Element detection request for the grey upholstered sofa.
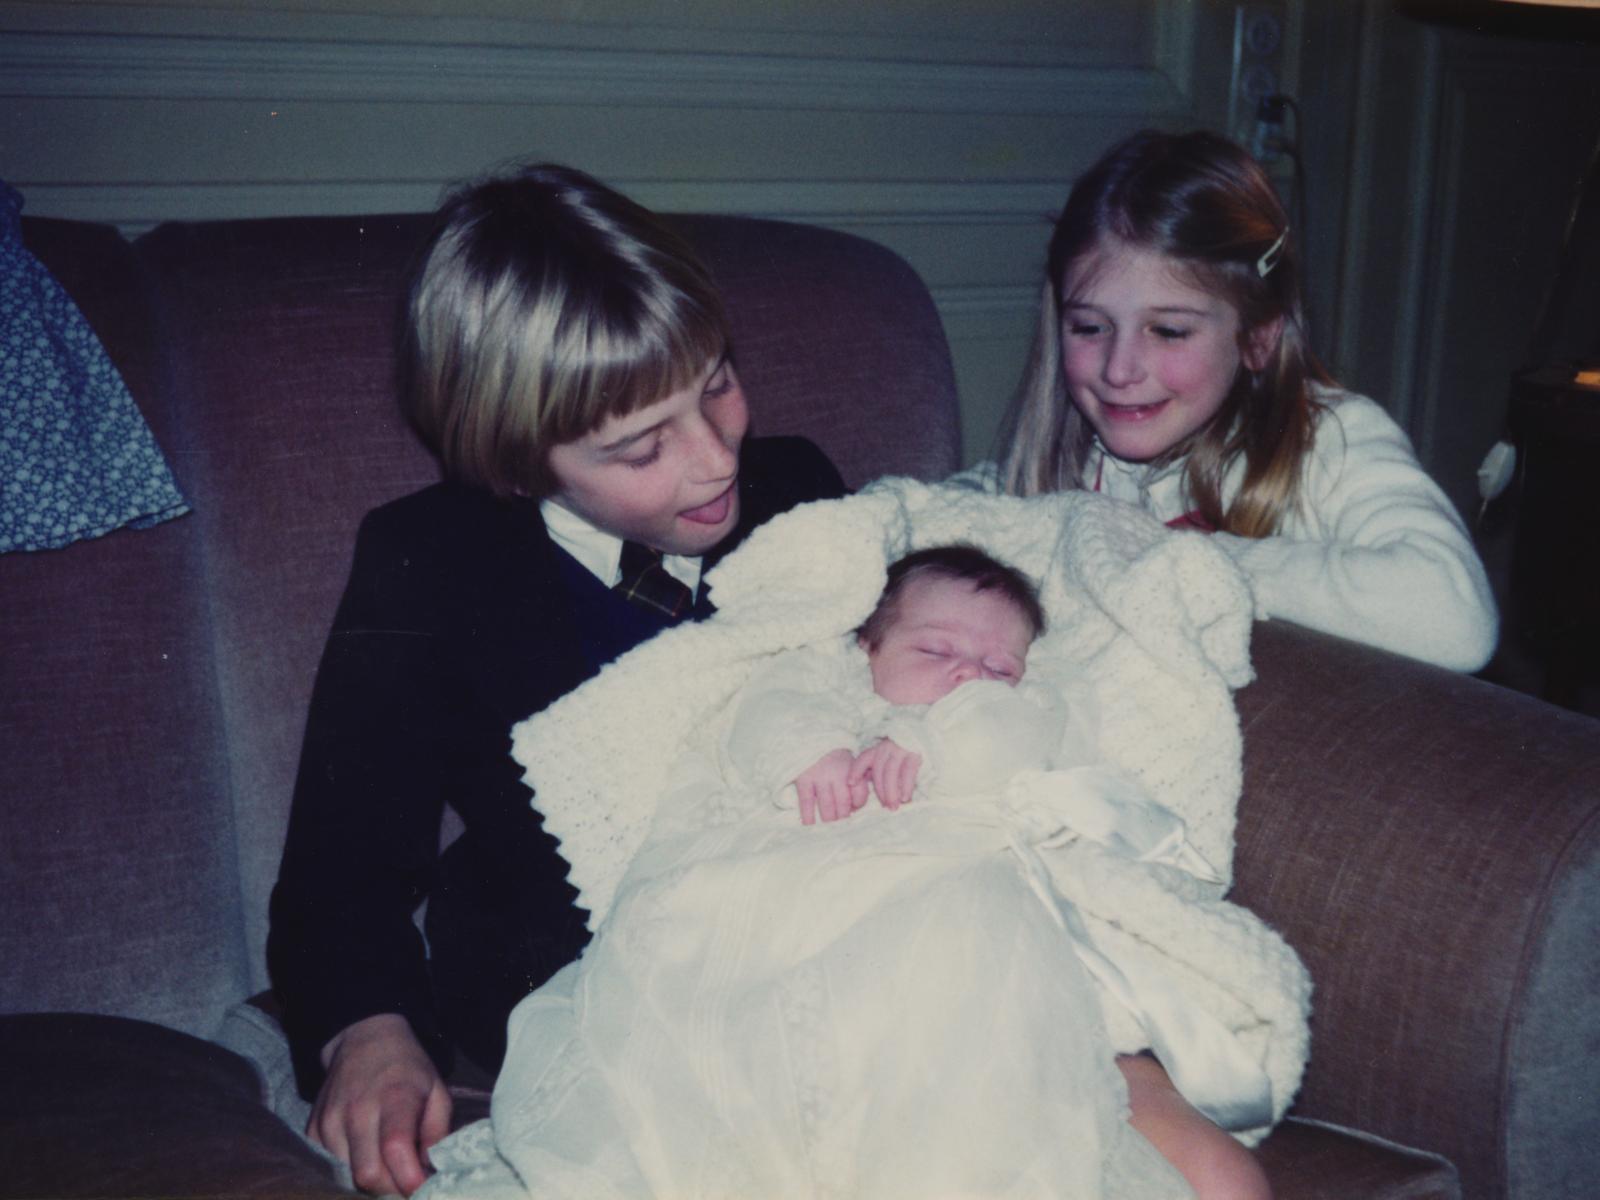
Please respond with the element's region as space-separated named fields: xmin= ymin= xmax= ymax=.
xmin=3 ymin=208 xmax=1596 ymax=1200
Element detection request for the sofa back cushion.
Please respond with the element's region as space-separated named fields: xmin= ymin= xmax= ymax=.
xmin=3 ymin=219 xmax=250 ymax=1036
xmin=135 ymin=215 xmax=441 ymax=1002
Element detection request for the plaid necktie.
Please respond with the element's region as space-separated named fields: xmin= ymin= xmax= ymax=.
xmin=614 ymin=540 xmax=695 ymax=619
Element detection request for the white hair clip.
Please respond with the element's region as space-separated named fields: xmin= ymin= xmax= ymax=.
xmin=1256 ymin=227 xmax=1288 ymax=278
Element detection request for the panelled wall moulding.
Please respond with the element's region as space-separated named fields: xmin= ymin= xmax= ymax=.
xmin=14 ymin=179 xmax=1075 ymax=235
xmin=1 ymin=14 xmax=1190 ymax=116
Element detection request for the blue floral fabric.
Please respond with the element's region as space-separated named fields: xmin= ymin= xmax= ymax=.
xmin=1 ymin=182 xmax=189 ymax=553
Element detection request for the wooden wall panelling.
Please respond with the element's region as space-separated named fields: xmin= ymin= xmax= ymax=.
xmin=1 ymin=0 xmax=1222 ymax=464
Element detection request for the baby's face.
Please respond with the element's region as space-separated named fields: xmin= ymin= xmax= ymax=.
xmin=864 ymin=575 xmax=1034 ymax=707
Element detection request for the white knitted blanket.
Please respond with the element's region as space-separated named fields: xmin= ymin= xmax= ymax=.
xmin=511 ymin=476 xmax=1310 ymax=1138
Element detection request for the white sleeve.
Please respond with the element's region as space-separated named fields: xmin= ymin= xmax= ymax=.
xmin=722 ymin=645 xmax=868 ymax=804
xmin=1212 ymin=393 xmax=1498 ymax=672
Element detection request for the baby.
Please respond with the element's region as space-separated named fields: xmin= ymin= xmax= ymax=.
xmin=727 ymin=544 xmax=1212 ymax=876
xmin=418 ymin=545 xmax=1261 ymax=1200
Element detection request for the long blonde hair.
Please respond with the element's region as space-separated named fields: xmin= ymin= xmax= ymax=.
xmin=400 ymin=163 xmax=728 ymax=498
xmin=996 ymin=130 xmax=1330 ymax=537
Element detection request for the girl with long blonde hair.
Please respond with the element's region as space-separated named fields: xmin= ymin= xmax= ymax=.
xmin=991 ymin=126 xmax=1498 ymax=1200
xmin=996 ymin=129 xmax=1495 ymax=673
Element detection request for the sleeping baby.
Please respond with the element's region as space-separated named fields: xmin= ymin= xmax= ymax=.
xmin=729 ymin=542 xmax=1219 ymax=885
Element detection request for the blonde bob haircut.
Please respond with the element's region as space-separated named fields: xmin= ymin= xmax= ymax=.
xmin=400 ymin=163 xmax=730 ymax=498
xmin=996 ymin=130 xmax=1331 ymax=538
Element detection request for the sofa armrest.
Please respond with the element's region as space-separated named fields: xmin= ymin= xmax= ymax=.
xmin=1232 ymin=621 xmax=1600 ymax=1200
xmin=0 ymin=1013 xmax=348 ymax=1199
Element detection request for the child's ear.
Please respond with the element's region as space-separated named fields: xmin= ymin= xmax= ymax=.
xmin=1242 ymin=317 xmax=1284 ymax=371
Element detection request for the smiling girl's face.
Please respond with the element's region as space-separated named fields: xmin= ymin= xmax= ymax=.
xmin=544 ymin=355 xmax=749 ymax=556
xmin=1059 ymin=239 xmax=1274 ymax=464
xmin=863 ymin=574 xmax=1034 ymax=707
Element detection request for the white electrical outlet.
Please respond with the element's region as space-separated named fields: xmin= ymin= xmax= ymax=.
xmin=1230 ymin=3 xmax=1288 ymax=148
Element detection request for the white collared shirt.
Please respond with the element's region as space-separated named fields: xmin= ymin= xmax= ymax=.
xmin=539 ymin=498 xmax=703 ymax=594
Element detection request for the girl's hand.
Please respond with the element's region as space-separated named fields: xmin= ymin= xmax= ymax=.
xmin=310 ymin=1013 xmax=452 ymax=1196
xmin=850 ymin=738 xmax=922 ymax=811
xmin=793 ymin=748 xmax=869 ymax=824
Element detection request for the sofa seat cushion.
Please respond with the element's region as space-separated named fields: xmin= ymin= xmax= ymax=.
xmin=0 ymin=1013 xmax=347 ymax=1199
xmin=1258 ymin=1116 xmax=1461 ymax=1199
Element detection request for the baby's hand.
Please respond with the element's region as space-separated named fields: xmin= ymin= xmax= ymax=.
xmin=850 ymin=738 xmax=922 ymax=812
xmin=793 ymin=749 xmax=869 ymax=825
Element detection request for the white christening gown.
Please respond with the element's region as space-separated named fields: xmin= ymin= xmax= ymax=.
xmin=419 ymin=679 xmax=1207 ymax=1199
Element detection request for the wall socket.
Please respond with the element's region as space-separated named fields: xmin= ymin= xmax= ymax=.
xmin=1229 ymin=2 xmax=1288 ymax=155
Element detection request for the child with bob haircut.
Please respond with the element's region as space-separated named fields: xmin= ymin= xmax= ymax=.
xmin=994 ymin=128 xmax=1497 ymax=677
xmin=267 ymin=163 xmax=844 ymax=1196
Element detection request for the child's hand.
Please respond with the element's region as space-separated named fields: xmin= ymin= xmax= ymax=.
xmin=310 ymin=1013 xmax=452 ymax=1196
xmin=850 ymin=738 xmax=922 ymax=811
xmin=793 ymin=748 xmax=869 ymax=825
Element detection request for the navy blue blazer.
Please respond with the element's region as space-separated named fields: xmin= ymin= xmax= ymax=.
xmin=268 ymin=436 xmax=845 ymax=1095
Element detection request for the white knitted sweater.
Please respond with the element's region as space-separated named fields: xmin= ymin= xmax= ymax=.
xmin=1091 ymin=388 xmax=1498 ymax=671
